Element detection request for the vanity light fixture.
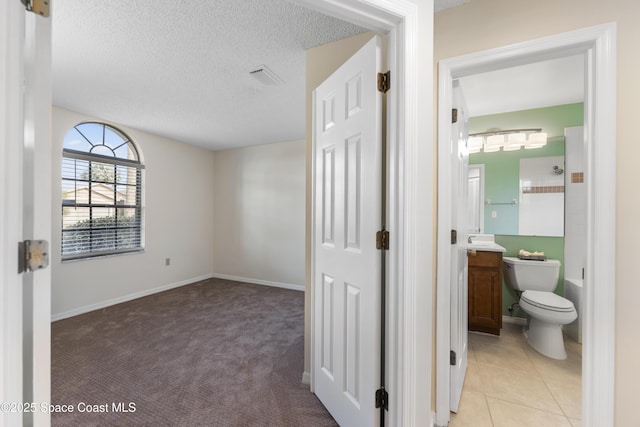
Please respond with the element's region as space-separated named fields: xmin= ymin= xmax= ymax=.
xmin=467 ymin=128 xmax=547 ymax=153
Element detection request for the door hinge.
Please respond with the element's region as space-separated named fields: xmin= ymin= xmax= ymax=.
xmin=377 ymin=71 xmax=390 ymax=94
xmin=376 ymin=229 xmax=389 ymax=250
xmin=21 ymin=0 xmax=50 ymax=17
xmin=18 ymin=240 xmax=49 ymax=274
xmin=375 ymin=388 xmax=389 ymax=410
xmin=452 ymin=108 xmax=458 ymax=124
xmin=450 ymin=350 xmax=457 ymax=366
xmin=451 ymin=229 xmax=457 ymax=245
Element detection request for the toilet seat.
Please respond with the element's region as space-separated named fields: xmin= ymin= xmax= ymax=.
xmin=521 ymin=290 xmax=575 ymax=312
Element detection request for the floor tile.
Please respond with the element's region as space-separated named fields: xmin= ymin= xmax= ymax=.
xmin=449 ymin=389 xmax=493 ymax=427
xmin=546 ymin=378 xmax=582 ymax=419
xmin=465 ymin=359 xmax=563 ymax=414
xmin=524 ymin=344 xmax=582 ymax=387
xmin=569 ymin=418 xmax=582 ymax=427
xmin=474 ymin=341 xmax=535 ymax=372
xmin=487 ymin=398 xmax=573 ymax=427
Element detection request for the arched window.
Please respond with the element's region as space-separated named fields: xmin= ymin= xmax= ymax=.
xmin=61 ymin=122 xmax=144 ymax=260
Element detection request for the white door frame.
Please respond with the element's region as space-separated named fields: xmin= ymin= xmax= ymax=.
xmin=435 ymin=23 xmax=616 ymax=426
xmin=0 ymin=1 xmax=51 ymax=425
xmin=1 ymin=2 xmax=27 ymax=425
xmin=24 ymin=9 xmax=53 ymax=426
xmin=1 ymin=3 xmax=53 ymax=425
xmin=296 ymin=0 xmax=434 ymax=425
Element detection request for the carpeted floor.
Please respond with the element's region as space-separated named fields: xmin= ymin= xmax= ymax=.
xmin=51 ymin=278 xmax=337 ymax=427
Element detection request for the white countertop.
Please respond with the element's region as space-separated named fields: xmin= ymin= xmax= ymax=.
xmin=466 ymin=242 xmax=506 ymax=253
xmin=467 ymin=233 xmax=506 ymax=253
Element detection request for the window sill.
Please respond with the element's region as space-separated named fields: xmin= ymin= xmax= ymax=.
xmin=61 ymin=248 xmax=145 ymax=263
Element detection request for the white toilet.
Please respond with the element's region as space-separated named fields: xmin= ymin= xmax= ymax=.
xmin=503 ymin=257 xmax=577 ymax=360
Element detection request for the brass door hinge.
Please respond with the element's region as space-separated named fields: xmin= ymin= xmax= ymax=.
xmin=21 ymin=0 xmax=50 ymax=17
xmin=376 ymin=229 xmax=389 ymax=250
xmin=377 ymin=71 xmax=390 ymax=94
xmin=18 ymin=240 xmax=49 ymax=273
xmin=375 ymin=387 xmax=388 ymax=410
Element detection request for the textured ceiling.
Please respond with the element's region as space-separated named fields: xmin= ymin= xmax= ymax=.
xmin=52 ymin=0 xmax=369 ymax=150
xmin=53 ymin=0 xmax=470 ymax=151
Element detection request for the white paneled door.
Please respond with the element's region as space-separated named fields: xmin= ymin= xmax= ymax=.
xmin=449 ymin=82 xmax=469 ymax=413
xmin=313 ymin=36 xmax=383 ymax=427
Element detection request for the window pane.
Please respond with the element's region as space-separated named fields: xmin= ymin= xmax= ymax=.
xmin=62 ymin=206 xmax=90 ymax=229
xmin=62 ymin=228 xmax=92 ymax=255
xmin=89 ymin=161 xmax=117 ymax=183
xmin=91 ymin=228 xmax=116 ymax=251
xmin=62 ymin=158 xmax=90 ymax=180
xmin=90 ymin=145 xmax=115 ymax=157
xmin=75 ymin=123 xmax=104 ymax=145
xmin=63 ymin=128 xmax=93 ymax=152
xmin=117 ymin=227 xmax=141 ymax=249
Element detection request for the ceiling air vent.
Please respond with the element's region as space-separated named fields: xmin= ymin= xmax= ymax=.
xmin=249 ymin=65 xmax=284 ymax=86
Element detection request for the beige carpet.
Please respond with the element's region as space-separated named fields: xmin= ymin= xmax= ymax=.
xmin=51 ymin=278 xmax=337 ymax=426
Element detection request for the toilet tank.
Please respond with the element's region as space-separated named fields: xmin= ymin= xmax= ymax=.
xmin=502 ymin=257 xmax=561 ymax=292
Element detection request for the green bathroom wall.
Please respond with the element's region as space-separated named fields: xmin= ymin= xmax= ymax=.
xmin=468 ymin=103 xmax=583 ymax=319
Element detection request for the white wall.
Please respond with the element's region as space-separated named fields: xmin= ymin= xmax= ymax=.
xmin=213 ymin=139 xmax=305 ymax=289
xmin=51 ymin=107 xmax=215 ymax=319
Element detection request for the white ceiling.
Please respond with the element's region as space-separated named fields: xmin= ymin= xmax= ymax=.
xmin=52 ymin=0 xmax=471 ymax=151
xmin=52 ymin=0 xmax=371 ymax=151
xmin=459 ymin=54 xmax=585 ymax=118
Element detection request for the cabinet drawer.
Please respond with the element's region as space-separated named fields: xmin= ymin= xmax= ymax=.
xmin=468 ymin=250 xmax=502 ymax=268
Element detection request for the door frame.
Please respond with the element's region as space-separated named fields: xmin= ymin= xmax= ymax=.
xmin=297 ymin=0 xmax=434 ymax=425
xmin=1 ymin=2 xmax=27 ymax=424
xmin=435 ymin=23 xmax=616 ymax=426
xmin=1 ymin=3 xmax=53 ymax=425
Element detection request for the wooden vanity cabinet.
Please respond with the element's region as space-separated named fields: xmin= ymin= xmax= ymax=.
xmin=468 ymin=250 xmax=502 ymax=335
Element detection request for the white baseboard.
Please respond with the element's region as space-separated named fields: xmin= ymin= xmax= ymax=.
xmin=301 ymin=371 xmax=311 ymax=385
xmin=51 ymin=274 xmax=213 ymax=322
xmin=502 ymin=315 xmax=527 ymax=326
xmin=211 ymin=273 xmax=304 ymax=292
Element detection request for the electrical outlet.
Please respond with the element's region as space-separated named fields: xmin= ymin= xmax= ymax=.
xmin=491 ymin=210 xmax=497 ymax=218
xmin=165 ymin=258 xmax=171 ymax=266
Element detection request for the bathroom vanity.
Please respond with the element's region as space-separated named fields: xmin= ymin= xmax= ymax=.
xmin=467 ymin=235 xmax=506 ymax=335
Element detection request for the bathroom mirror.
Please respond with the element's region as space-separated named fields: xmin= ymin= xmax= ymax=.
xmin=465 ymin=102 xmax=585 ymax=237
xmin=468 ymin=139 xmax=565 ymax=237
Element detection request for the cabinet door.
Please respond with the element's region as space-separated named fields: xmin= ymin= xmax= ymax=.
xmin=468 ymin=267 xmax=501 ymax=334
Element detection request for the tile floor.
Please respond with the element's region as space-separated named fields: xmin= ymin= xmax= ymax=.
xmin=450 ymin=321 xmax=582 ymax=427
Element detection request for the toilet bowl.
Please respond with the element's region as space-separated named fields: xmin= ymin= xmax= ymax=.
xmin=519 ymin=290 xmax=577 ymax=359
xmin=503 ymin=257 xmax=577 ymax=360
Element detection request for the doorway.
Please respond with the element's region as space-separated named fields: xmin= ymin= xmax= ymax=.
xmin=435 ymin=23 xmax=616 ymax=427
